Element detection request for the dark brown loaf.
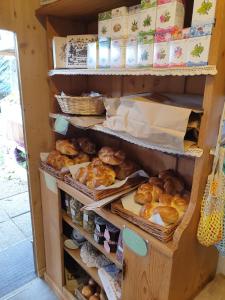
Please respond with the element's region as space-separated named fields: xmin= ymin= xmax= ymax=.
xmin=114 ymin=160 xmax=139 ymax=180
xmin=77 ymin=137 xmax=96 ymax=155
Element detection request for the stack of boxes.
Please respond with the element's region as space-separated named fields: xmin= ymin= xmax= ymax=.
xmin=52 ymin=0 xmax=217 ymax=69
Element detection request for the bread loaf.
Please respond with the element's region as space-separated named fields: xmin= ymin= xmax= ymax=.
xmin=56 ymin=140 xmax=79 ymax=156
xmin=114 ymin=160 xmax=138 ymax=180
xmin=98 ymin=147 xmax=125 ymax=166
xmin=152 ymin=206 xmax=179 ymax=225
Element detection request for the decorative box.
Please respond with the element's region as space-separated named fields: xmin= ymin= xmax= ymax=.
xmin=98 ymin=10 xmax=112 ymax=38
xmin=140 ymin=7 xmax=157 ymax=35
xmin=182 ymin=27 xmax=191 ymax=39
xmin=169 ymin=39 xmax=187 ymax=66
xmin=155 ymin=26 xmax=183 ymax=42
xmin=111 ymin=6 xmax=128 ymax=39
xmin=186 ymin=35 xmax=211 ymax=66
xmin=128 ymin=5 xmax=141 ymax=36
xmin=66 ymin=35 xmax=97 ymax=68
xmin=156 ymin=1 xmax=185 ymax=31
xmin=138 ymin=32 xmax=154 ymax=67
xmin=192 ymin=0 xmax=217 ymax=26
xmin=157 ymin=0 xmax=184 ymax=4
xmin=190 ymin=23 xmax=213 ymax=37
xmin=126 ymin=37 xmax=138 ymax=68
xmin=110 ymin=39 xmax=126 ymax=68
xmin=153 ymin=41 xmax=170 ymax=67
xmin=98 ymin=37 xmax=111 ymax=68
xmin=52 ymin=37 xmax=67 ymax=69
xmin=141 ymin=0 xmax=157 ymax=9
xmin=87 ymin=42 xmax=98 ymax=69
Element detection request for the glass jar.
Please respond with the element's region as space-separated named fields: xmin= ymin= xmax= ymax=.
xmin=64 ymin=193 xmax=71 ymax=216
xmin=70 ymin=198 xmax=83 ymax=226
xmin=83 ymin=210 xmax=95 ymax=234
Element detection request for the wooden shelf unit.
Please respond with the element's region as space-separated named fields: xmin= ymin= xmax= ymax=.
xmin=38 ymin=0 xmax=225 ymax=299
xmin=62 ymin=211 xmax=123 ymax=269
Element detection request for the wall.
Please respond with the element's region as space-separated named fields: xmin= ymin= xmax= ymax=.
xmin=0 ymin=0 xmax=53 ymax=275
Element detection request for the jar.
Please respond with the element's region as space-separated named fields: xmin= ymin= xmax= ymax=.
xmin=64 ymin=193 xmax=71 ymax=216
xmin=94 ymin=229 xmax=105 ymax=245
xmin=94 ymin=216 xmax=107 ymax=234
xmin=70 ymin=198 xmax=83 ymax=226
xmin=83 ymin=210 xmax=95 ymax=234
xmin=104 ymin=223 xmax=120 ymax=242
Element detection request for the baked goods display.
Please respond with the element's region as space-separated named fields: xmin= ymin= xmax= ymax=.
xmin=98 ymin=147 xmax=125 ymax=166
xmin=56 ymin=139 xmax=79 ymax=156
xmin=114 ymin=160 xmax=139 ymax=180
xmin=111 ymin=169 xmax=190 ymax=242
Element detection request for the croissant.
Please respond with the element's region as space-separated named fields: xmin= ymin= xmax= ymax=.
xmin=56 ymin=140 xmax=79 ymax=156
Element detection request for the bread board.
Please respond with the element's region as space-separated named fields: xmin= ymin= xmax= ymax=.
xmin=64 ymin=174 xmax=146 ymax=201
xmin=111 ymin=200 xmax=179 ymax=242
xmin=40 ymin=161 xmax=69 ymax=180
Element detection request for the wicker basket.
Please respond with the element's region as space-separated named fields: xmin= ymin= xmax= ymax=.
xmin=55 ymin=94 xmax=105 ymax=115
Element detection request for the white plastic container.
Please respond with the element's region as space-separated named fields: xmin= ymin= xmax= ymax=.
xmin=192 ymin=0 xmax=217 ymax=26
xmin=153 ymin=41 xmax=170 ymax=67
xmin=156 ymin=1 xmax=185 ymax=31
xmin=186 ymin=35 xmax=211 ymax=66
xmin=111 ymin=7 xmax=128 ymax=39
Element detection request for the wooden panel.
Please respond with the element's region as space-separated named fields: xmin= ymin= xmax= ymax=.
xmin=123 ymin=246 xmax=172 ymax=300
xmin=40 ymin=170 xmax=64 ymax=288
xmin=194 ymin=275 xmax=225 ymax=300
xmin=185 ymin=76 xmax=206 ymax=96
xmin=36 ymin=0 xmax=139 ymax=18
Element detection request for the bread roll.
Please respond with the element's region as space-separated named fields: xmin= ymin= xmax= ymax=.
xmin=140 ymin=203 xmax=152 ymax=219
xmin=152 ymin=185 xmax=164 ymax=202
xmin=158 ymin=169 xmax=177 ymax=181
xmin=75 ymin=166 xmax=89 ymax=184
xmin=149 ymin=177 xmax=164 ymax=189
xmin=56 ymin=140 xmax=79 ymax=156
xmin=159 ymin=194 xmax=173 ymax=206
xmin=81 ymin=285 xmax=93 ymax=298
xmin=47 ymin=150 xmax=74 ymax=170
xmin=152 ymin=206 xmax=179 ymax=225
xmin=86 ymin=165 xmax=116 ymax=189
xmin=114 ymin=160 xmax=139 ymax=180
xmin=164 ymin=176 xmax=185 ymax=195
xmin=73 ymin=152 xmax=90 ymax=164
xmin=172 ymin=196 xmax=188 ymax=213
xmin=98 ymin=147 xmax=125 ymax=166
xmin=134 ymin=183 xmax=153 ymax=205
xmin=77 ymin=137 xmax=96 ymax=155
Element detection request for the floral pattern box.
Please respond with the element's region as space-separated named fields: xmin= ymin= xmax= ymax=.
xmin=169 ymin=39 xmax=187 ymax=67
xmin=128 ymin=5 xmax=141 ymax=37
xmin=153 ymin=41 xmax=170 ymax=67
xmin=98 ymin=10 xmax=112 ymax=38
xmin=186 ymin=35 xmax=211 ymax=66
xmin=191 ymin=0 xmax=217 ymax=26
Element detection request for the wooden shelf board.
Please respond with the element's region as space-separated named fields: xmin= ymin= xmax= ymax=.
xmin=36 ymin=0 xmax=138 ymax=18
xmin=63 ymin=240 xmax=103 ymax=288
xmin=48 ymin=66 xmax=217 ymax=77
xmin=50 ymin=113 xmax=203 ymax=158
xmin=58 ymin=180 xmax=174 ymax=257
xmin=62 ymin=211 xmax=123 ymax=269
xmin=62 ymin=286 xmax=77 ymax=300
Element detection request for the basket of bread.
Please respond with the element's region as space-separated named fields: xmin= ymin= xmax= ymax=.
xmin=40 ymin=137 xmax=96 ymax=179
xmin=64 ymin=146 xmax=147 ymax=201
xmin=111 ymin=169 xmax=190 ymax=242
xmin=55 ymin=92 xmax=105 ymax=115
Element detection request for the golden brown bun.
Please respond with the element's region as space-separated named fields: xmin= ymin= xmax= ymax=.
xmin=73 ymin=152 xmax=90 ymax=164
xmin=98 ymin=147 xmax=126 ymax=166
xmin=47 ymin=151 xmax=74 ymax=170
xmin=159 ymin=194 xmax=173 ymax=206
xmin=91 ymin=157 xmax=105 ymax=167
xmin=81 ymin=285 xmax=93 ymax=298
xmin=152 ymin=206 xmax=179 ymax=225
xmin=164 ymin=176 xmax=185 ymax=194
xmin=149 ymin=177 xmax=164 ymax=189
xmin=75 ymin=167 xmax=89 ymax=184
xmin=152 ymin=185 xmax=164 ymax=202
xmin=172 ymin=196 xmax=188 ymax=213
xmin=135 ymin=183 xmax=153 ymax=205
xmin=140 ymin=203 xmax=152 ymax=219
xmin=86 ymin=165 xmax=116 ymax=189
xmin=77 ymin=137 xmax=96 ymax=155
xmin=56 ymin=140 xmax=79 ymax=156
xmin=114 ymin=160 xmax=139 ymax=180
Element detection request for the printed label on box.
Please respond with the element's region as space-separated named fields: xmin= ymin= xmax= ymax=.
xmin=153 ymin=42 xmax=170 ymax=67
xmin=128 ymin=6 xmax=141 ymax=36
xmin=140 ymin=7 xmax=157 ymax=34
xmin=186 ymin=35 xmax=211 ymax=66
xmin=190 ymin=23 xmax=213 ymax=37
xmin=169 ymin=39 xmax=187 ymax=66
xmin=98 ymin=19 xmax=112 ymax=37
xmin=138 ymin=43 xmax=154 ymax=67
xmin=156 ymin=2 xmax=185 ymax=31
xmin=192 ymin=0 xmax=217 ymax=26
xmin=111 ymin=16 xmax=128 ymax=39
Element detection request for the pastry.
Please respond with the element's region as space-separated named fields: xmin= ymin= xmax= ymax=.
xmin=140 ymin=203 xmax=152 ymax=219
xmin=98 ymin=147 xmax=126 ymax=166
xmin=114 ymin=160 xmax=139 ymax=180
xmin=81 ymin=285 xmax=93 ymax=298
xmin=152 ymin=206 xmax=179 ymax=225
xmin=73 ymin=152 xmax=90 ymax=164
xmin=77 ymin=137 xmax=96 ymax=155
xmin=158 ymin=169 xmax=177 ymax=181
xmin=91 ymin=157 xmax=104 ymax=167
xmin=172 ymin=196 xmax=188 ymax=213
xmin=159 ymin=194 xmax=173 ymax=206
xmin=164 ymin=177 xmax=185 ymax=195
xmin=152 ymin=185 xmax=164 ymax=202
xmin=56 ymin=139 xmax=79 ymax=156
xmin=47 ymin=150 xmax=74 ymax=170
xmin=61 ymin=156 xmax=75 ymax=168
xmin=135 ymin=183 xmax=153 ymax=205
xmin=75 ymin=166 xmax=89 ymax=184
xmin=149 ymin=177 xmax=164 ymax=189
xmin=86 ymin=165 xmax=116 ymax=189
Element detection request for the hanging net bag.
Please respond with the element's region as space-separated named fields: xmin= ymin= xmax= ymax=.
xmin=197 ymin=147 xmax=225 ymax=247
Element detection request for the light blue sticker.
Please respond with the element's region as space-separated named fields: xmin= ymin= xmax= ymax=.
xmin=123 ymin=228 xmax=148 ymax=257
xmin=54 ymin=116 xmax=69 ymax=135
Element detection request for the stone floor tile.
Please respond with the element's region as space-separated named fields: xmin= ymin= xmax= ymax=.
xmin=12 ymin=213 xmax=33 ymax=239
xmin=0 ymin=209 xmax=10 ymax=223
xmin=0 ymin=220 xmax=26 ymax=251
xmin=0 ymin=192 xmax=30 ymax=218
